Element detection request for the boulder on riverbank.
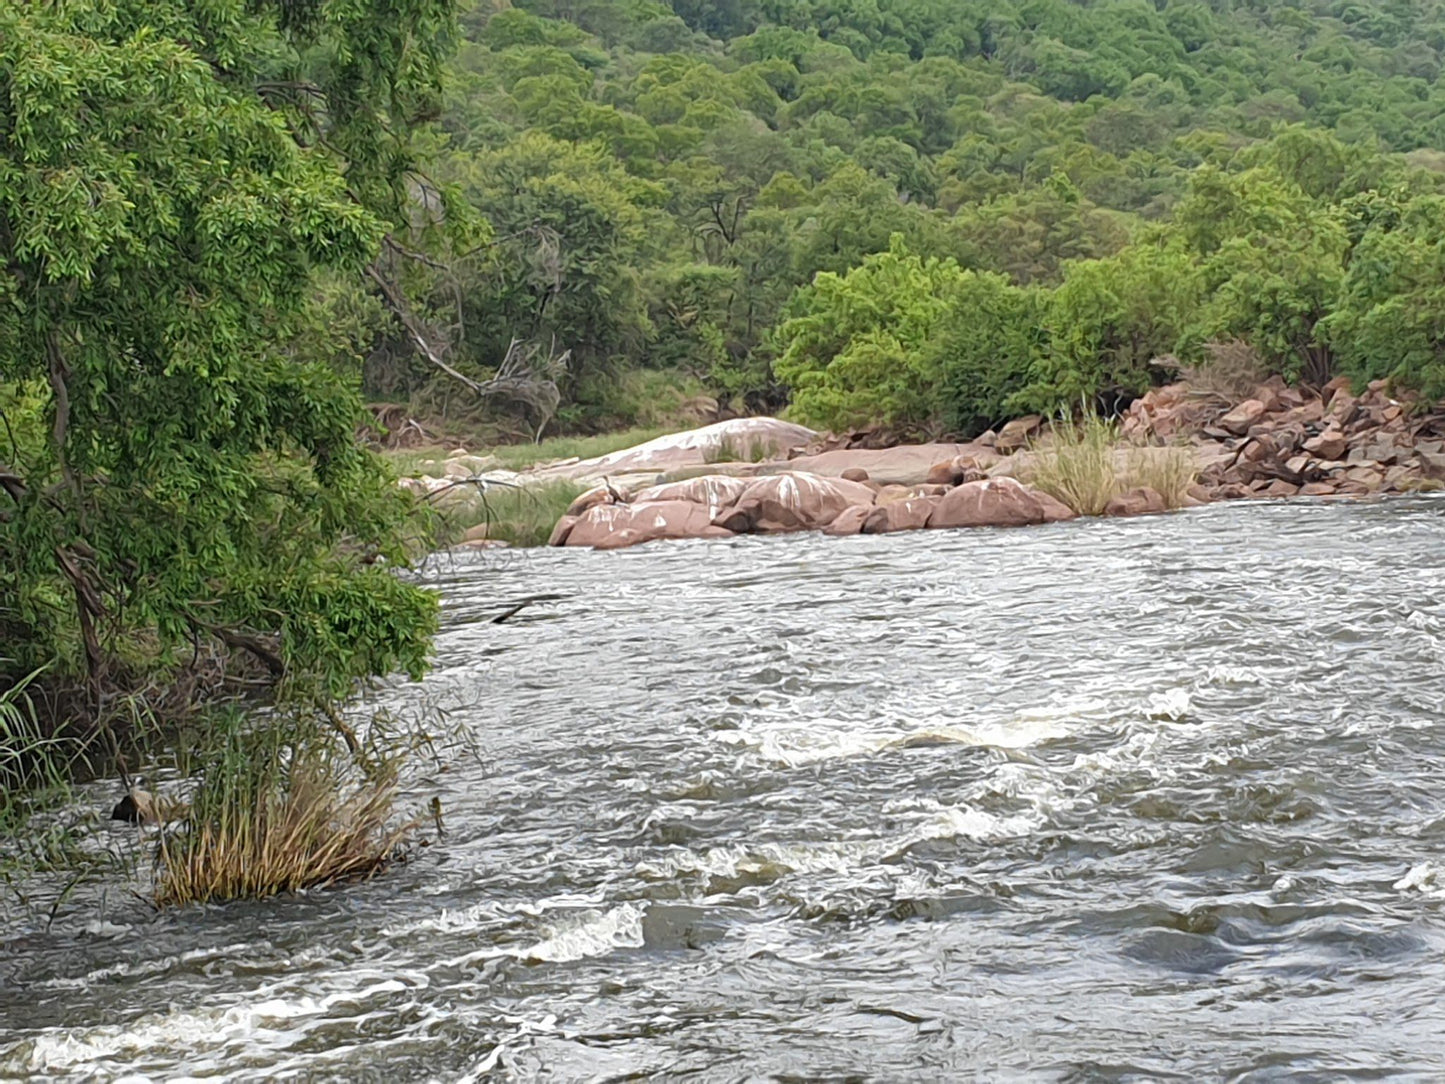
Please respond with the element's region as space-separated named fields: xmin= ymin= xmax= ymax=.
xmin=713 ymin=473 xmax=876 ymax=533
xmin=928 ymin=478 xmax=1076 ymax=530
xmin=562 ymin=500 xmax=734 ymax=549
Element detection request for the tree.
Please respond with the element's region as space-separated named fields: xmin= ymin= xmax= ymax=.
xmin=0 ymin=0 xmax=451 ymax=712
xmin=1327 ymin=193 xmax=1445 ymax=400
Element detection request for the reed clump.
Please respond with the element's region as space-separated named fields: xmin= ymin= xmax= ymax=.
xmin=1027 ymin=413 xmax=1198 ymax=516
xmin=155 ymin=712 xmax=409 ymax=906
xmin=1028 ymin=413 xmax=1120 ymax=516
xmin=1124 ymin=445 xmax=1197 ymax=508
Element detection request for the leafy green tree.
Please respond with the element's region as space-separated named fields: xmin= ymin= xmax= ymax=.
xmin=1327 ymin=193 xmax=1445 ymax=400
xmin=774 ymin=237 xmax=962 ymax=433
xmin=1179 ymin=167 xmax=1348 ymax=384
xmin=1023 ymin=241 xmax=1205 ymax=412
xmin=0 ymin=0 xmax=449 ymax=705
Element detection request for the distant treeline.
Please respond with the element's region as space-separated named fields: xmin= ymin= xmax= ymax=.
xmin=360 ymin=0 xmax=1445 ymax=433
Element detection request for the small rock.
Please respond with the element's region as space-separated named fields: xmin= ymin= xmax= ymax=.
xmin=994 ymin=414 xmax=1043 ymax=454
xmin=1103 ymin=486 xmax=1168 ymax=516
xmin=840 ymin=467 xmax=870 ymax=483
xmin=1303 ymin=429 xmax=1348 ymax=460
xmin=1416 ymin=449 xmax=1445 ymax=480
xmin=1321 ymin=375 xmax=1352 ymax=405
xmin=822 ymin=504 xmax=870 ymax=536
xmin=1218 ymin=399 xmax=1266 ymax=436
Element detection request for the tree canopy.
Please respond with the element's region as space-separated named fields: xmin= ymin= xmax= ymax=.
xmin=393 ymin=0 xmax=1445 ymax=435
xmin=1 ymin=0 xmax=455 ymax=707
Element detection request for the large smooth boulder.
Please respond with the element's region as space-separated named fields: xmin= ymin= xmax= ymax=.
xmin=863 ymin=496 xmax=936 ymax=534
xmin=927 ymin=478 xmax=1076 ymax=530
xmin=631 ymin=475 xmax=752 ymax=519
xmin=564 ymin=501 xmax=733 ymax=550
xmin=782 ymin=443 xmax=984 ymax=486
xmin=539 ymin=418 xmax=816 ymax=483
xmin=714 ymin=473 xmax=875 ymax=533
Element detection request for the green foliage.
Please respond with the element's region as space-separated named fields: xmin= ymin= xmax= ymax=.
xmin=774 ymin=237 xmax=960 ymax=434
xmin=1024 ymin=240 xmax=1205 ymax=413
xmin=411 ymin=0 xmax=1445 ymax=435
xmin=0 ymin=0 xmax=447 ymax=710
xmin=1327 ymin=193 xmax=1445 ymax=400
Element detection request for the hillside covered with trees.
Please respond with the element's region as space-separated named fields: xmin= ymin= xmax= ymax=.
xmin=369 ymin=0 xmax=1445 ymax=439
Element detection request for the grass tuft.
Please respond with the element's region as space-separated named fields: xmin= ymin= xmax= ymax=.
xmin=1028 ymin=414 xmax=1119 ymax=516
xmin=155 ymin=713 xmax=409 ymax=907
xmin=1027 ymin=413 xmax=1198 ymax=515
xmin=1124 ymin=445 xmax=1198 ymax=508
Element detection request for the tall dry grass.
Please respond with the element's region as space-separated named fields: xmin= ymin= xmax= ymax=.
xmin=1027 ymin=413 xmax=1198 ymax=516
xmin=155 ymin=712 xmax=409 ymax=906
xmin=1123 ymin=445 xmax=1197 ymax=508
xmin=1027 ymin=414 xmax=1120 ymax=516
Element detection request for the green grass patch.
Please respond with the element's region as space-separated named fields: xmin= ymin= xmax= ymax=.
xmin=382 ymin=426 xmax=674 ymax=477
xmin=438 ymin=480 xmax=587 ymax=548
xmin=486 ymin=426 xmax=673 ymax=471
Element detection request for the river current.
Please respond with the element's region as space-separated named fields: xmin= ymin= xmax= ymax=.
xmin=4 ymin=497 xmax=1445 ymax=1080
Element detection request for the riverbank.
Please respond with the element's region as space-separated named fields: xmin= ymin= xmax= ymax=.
xmin=396 ymin=377 xmax=1445 ymax=552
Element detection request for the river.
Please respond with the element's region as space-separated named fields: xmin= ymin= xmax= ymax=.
xmin=4 ymin=497 xmax=1445 ymax=1080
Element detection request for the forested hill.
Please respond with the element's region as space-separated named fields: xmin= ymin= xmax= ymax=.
xmin=399 ymin=0 xmax=1445 ymax=438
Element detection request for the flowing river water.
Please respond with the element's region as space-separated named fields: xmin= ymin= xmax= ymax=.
xmin=5 ymin=497 xmax=1445 ymax=1080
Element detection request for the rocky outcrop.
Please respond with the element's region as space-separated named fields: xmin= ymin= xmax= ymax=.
xmin=549 ymin=471 xmax=1073 ymax=549
xmin=1123 ymin=376 xmax=1445 ymax=501
xmin=713 ymin=473 xmax=876 ymax=533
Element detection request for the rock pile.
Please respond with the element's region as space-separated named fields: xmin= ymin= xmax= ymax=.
xmin=1122 ymin=376 xmax=1445 ymax=500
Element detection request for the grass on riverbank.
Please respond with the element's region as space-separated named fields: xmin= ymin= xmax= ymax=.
xmin=432 ymin=479 xmax=586 ymax=548
xmin=1028 ymin=415 xmax=1197 ymax=515
xmin=387 ymin=425 xmax=673 ymax=478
